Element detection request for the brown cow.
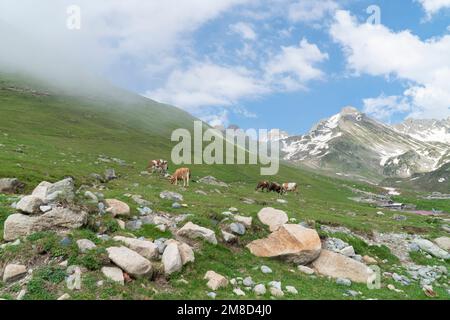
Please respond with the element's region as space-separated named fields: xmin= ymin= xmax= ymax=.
xmin=148 ymin=159 xmax=169 ymax=175
xmin=170 ymin=168 xmax=191 ymax=187
xmin=268 ymin=182 xmax=284 ymax=194
xmin=256 ymin=181 xmax=270 ymax=192
xmin=282 ymin=182 xmax=298 ymax=194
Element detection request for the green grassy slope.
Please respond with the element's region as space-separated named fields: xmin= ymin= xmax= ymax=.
xmin=0 ymin=73 xmax=449 ymax=300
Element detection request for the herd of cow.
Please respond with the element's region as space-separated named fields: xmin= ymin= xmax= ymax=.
xmin=148 ymin=159 xmax=298 ymax=194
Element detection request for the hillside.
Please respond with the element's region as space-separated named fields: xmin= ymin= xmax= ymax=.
xmin=0 ymin=73 xmax=449 ymax=301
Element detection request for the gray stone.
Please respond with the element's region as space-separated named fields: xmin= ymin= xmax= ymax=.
xmin=336 ymin=278 xmax=352 ymax=286
xmin=16 ymin=196 xmax=43 ymax=214
xmin=160 ymin=191 xmax=183 ymax=202
xmin=434 ymin=237 xmax=450 ymax=251
xmin=2 ymin=264 xmax=27 ymax=283
xmin=76 ymin=239 xmax=97 ymax=253
xmin=0 ymin=178 xmax=24 ymax=194
xmin=233 ymin=288 xmax=246 ymax=296
xmin=253 ymin=284 xmax=266 ymax=295
xmin=101 ymin=267 xmax=124 ymax=285
xmin=106 ymin=246 xmax=153 ymax=278
xmin=221 ymin=230 xmax=237 ymax=243
xmin=261 ymin=266 xmax=272 ymax=274
xmin=125 ymin=220 xmax=142 ymax=231
xmin=84 ymin=191 xmax=98 ymax=202
xmin=243 ymin=277 xmax=254 ymax=287
xmin=285 ymin=286 xmax=298 ymax=294
xmin=198 ymin=176 xmax=228 ymax=187
xmin=177 ymin=222 xmax=217 ymax=245
xmin=113 ymin=236 xmax=159 ymax=260
xmin=172 ymin=202 xmax=182 ymax=209
xmin=45 ymin=178 xmax=75 ymax=203
xmin=104 ymin=169 xmax=117 ymax=181
xmin=230 ymin=223 xmax=246 ymax=235
xmin=207 ymin=292 xmax=217 ymax=299
xmin=162 ymin=243 xmax=183 ymax=275
xmin=413 ymin=238 xmax=450 ymax=259
xmin=298 ymin=265 xmax=315 ymax=275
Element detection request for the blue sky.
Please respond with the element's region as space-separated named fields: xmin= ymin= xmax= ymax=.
xmin=1 ymin=0 xmax=450 ymax=135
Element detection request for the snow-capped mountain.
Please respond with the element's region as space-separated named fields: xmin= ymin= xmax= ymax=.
xmin=279 ymin=107 xmax=450 ymax=183
xmin=394 ymin=118 xmax=450 ymax=144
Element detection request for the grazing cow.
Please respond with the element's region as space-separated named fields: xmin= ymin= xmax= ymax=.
xmin=282 ymin=182 xmax=298 ymax=194
xmin=256 ymin=181 xmax=270 ymax=192
xmin=268 ymin=182 xmax=284 ymax=194
xmin=148 ymin=159 xmax=168 ymax=175
xmin=170 ymin=168 xmax=191 ymax=187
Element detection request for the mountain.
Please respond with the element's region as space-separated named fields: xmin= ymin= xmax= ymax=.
xmin=394 ymin=118 xmax=450 ymax=144
xmin=279 ymin=107 xmax=450 ymax=183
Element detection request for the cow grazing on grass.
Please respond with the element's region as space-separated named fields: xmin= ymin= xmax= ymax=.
xmin=282 ymin=182 xmax=298 ymax=194
xmin=148 ymin=159 xmax=168 ymax=175
xmin=256 ymin=181 xmax=270 ymax=192
xmin=268 ymin=182 xmax=284 ymax=194
xmin=170 ymin=168 xmax=191 ymax=187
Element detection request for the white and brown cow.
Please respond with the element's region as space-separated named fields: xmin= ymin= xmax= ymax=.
xmin=170 ymin=168 xmax=191 ymax=187
xmin=282 ymin=182 xmax=298 ymax=194
xmin=148 ymin=159 xmax=169 ymax=175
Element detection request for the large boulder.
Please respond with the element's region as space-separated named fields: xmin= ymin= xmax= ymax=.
xmin=16 ymin=195 xmax=43 ymax=214
xmin=257 ymin=208 xmax=288 ymax=231
xmin=3 ymin=208 xmax=87 ymax=241
xmin=312 ymin=250 xmax=375 ymax=283
xmin=247 ymin=224 xmax=321 ymax=265
xmin=31 ymin=181 xmax=52 ymax=201
xmin=101 ymin=267 xmax=124 ymax=285
xmin=0 ymin=178 xmax=24 ymax=194
xmin=162 ymin=243 xmax=183 ymax=275
xmin=413 ymin=239 xmax=450 ymax=259
xmin=113 ymin=236 xmax=159 ymax=260
xmin=2 ymin=264 xmax=27 ymax=283
xmin=434 ymin=237 xmax=450 ymax=251
xmin=177 ymin=222 xmax=217 ymax=245
xmin=105 ymin=199 xmax=130 ymax=217
xmin=106 ymin=246 xmax=153 ymax=278
xmin=45 ymin=178 xmax=75 ymax=203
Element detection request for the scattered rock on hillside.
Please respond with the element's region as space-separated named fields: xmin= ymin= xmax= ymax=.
xmin=261 ymin=266 xmax=272 ymax=274
xmin=257 ymin=208 xmax=288 ymax=231
xmin=104 ymin=169 xmax=117 ymax=181
xmin=204 ymin=271 xmax=228 ymax=290
xmin=76 ymin=239 xmax=97 ymax=253
xmin=45 ymin=178 xmax=75 ymax=203
xmin=101 ymin=267 xmax=124 ymax=285
xmin=162 ymin=242 xmax=183 ymax=275
xmin=312 ymin=250 xmax=375 ymax=283
xmin=221 ymin=230 xmax=237 ymax=243
xmin=160 ymin=191 xmax=183 ymax=202
xmin=234 ymin=215 xmax=252 ymax=227
xmin=247 ymin=224 xmax=321 ymax=265
xmin=434 ymin=237 xmax=450 ymax=251
xmin=198 ymin=176 xmax=228 ymax=187
xmin=298 ymin=265 xmax=315 ymax=275
xmin=177 ymin=222 xmax=217 ymax=245
xmin=105 ymin=199 xmax=130 ymax=217
xmin=2 ymin=264 xmax=27 ymax=283
xmin=413 ymin=239 xmax=450 ymax=259
xmin=254 ymin=284 xmax=266 ymax=295
xmin=230 ymin=223 xmax=246 ymax=236
xmin=3 ymin=208 xmax=87 ymax=241
xmin=16 ymin=195 xmax=43 ymax=214
xmin=0 ymin=178 xmax=25 ymax=194
xmin=106 ymin=246 xmax=153 ymax=278
xmin=113 ymin=236 xmax=159 ymax=260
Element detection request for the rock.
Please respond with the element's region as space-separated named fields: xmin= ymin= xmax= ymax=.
xmin=45 ymin=178 xmax=75 ymax=203
xmin=363 ymin=255 xmax=377 ymax=264
xmin=89 ymin=173 xmax=105 ymax=183
xmin=2 ymin=264 xmax=27 ymax=283
xmin=261 ymin=266 xmax=272 ymax=274
xmin=221 ymin=230 xmax=237 ymax=243
xmin=434 ymin=237 xmax=450 ymax=251
xmin=207 ymin=292 xmax=217 ymax=299
xmin=336 ymin=278 xmax=352 ymax=286
xmin=270 ymin=287 xmax=284 ymax=297
xmin=254 ymin=284 xmax=266 ymax=295
xmin=234 ymin=215 xmax=252 ymax=227
xmin=104 ymin=169 xmax=117 ymax=181
xmin=277 ymin=199 xmax=288 ymax=204
xmin=198 ymin=176 xmax=228 ymax=187
xmin=233 ymin=288 xmax=246 ymax=296
xmin=247 ymin=224 xmax=321 ymax=265
xmin=177 ymin=242 xmax=195 ymax=265
xmin=57 ymin=293 xmax=71 ymax=301
xmin=84 ymin=191 xmax=98 ymax=202
xmin=105 ymin=199 xmax=130 ymax=217
xmin=16 ymin=196 xmax=43 ymax=214
xmin=101 ymin=267 xmax=124 ymax=285
xmin=285 ymin=286 xmax=298 ymax=294
xmin=137 ymin=207 xmax=153 ymax=216
xmin=66 ymin=266 xmax=82 ymax=290
xmin=17 ymin=289 xmax=26 ymax=300
xmin=177 ymin=222 xmax=217 ymax=245
xmin=195 ymin=190 xmax=208 ymax=196
xmin=162 ymin=243 xmax=183 ymax=275
xmin=312 ymin=250 xmax=375 ymax=283
xmin=160 ymin=191 xmax=183 ymax=202
xmin=340 ymin=246 xmax=356 ymax=257
xmin=132 ymin=195 xmax=151 ymax=207
xmin=113 ymin=236 xmax=159 ymax=260
xmin=413 ymin=239 xmax=450 ymax=259
xmin=204 ymin=271 xmax=228 ymax=290
xmin=60 ymin=237 xmax=72 ymax=247
xmin=172 ymin=202 xmax=182 ymax=209
xmin=39 ymin=205 xmax=52 ymax=213
xmin=0 ymin=178 xmax=24 ymax=194
xmin=76 ymin=239 xmax=97 ymax=253
xmin=3 ymin=214 xmax=35 ymax=241
xmin=230 ymin=223 xmax=246 ymax=235
xmin=243 ymin=277 xmax=254 ymax=287
xmin=154 ymin=238 xmax=168 ymax=254
xmin=31 ymin=181 xmax=52 ymax=201
xmin=126 ymin=220 xmax=142 ymax=231
xmin=106 ymin=246 xmax=153 ymax=278
xmin=298 ymin=265 xmax=315 ymax=275
xmin=257 ymin=207 xmax=288 ymax=231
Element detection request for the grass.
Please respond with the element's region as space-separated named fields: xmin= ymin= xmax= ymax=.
xmin=0 ymin=72 xmax=449 ymax=300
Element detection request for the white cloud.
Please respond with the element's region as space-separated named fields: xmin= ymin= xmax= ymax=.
xmin=289 ymin=0 xmax=339 ymax=23
xmin=363 ymin=95 xmax=411 ymax=122
xmin=265 ymin=38 xmax=329 ymax=91
xmin=230 ymin=22 xmax=257 ymax=40
xmin=146 ymin=62 xmax=268 ymax=110
xmin=417 ymin=0 xmax=450 ymax=17
xmin=331 ymin=10 xmax=450 ymax=119
xmin=201 ymin=110 xmax=230 ymax=127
